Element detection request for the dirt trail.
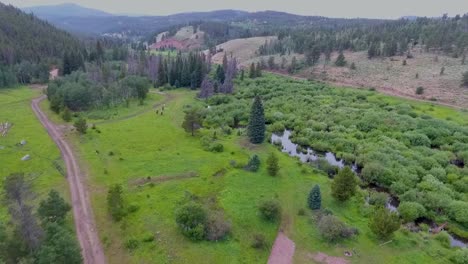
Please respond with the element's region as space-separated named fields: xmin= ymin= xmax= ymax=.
xmin=268 ymin=71 xmax=465 ymax=110
xmin=31 ymin=95 xmax=106 ymax=264
xmin=267 ymin=232 xmax=296 ymax=264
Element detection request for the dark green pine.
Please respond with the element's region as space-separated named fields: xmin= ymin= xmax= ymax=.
xmin=248 ymin=96 xmax=266 ymax=144
xmin=308 ymin=184 xmax=321 ymax=210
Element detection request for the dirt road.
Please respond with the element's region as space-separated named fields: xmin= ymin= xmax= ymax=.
xmin=267 ymin=232 xmax=295 ymax=264
xmin=31 ymin=95 xmax=106 ymax=264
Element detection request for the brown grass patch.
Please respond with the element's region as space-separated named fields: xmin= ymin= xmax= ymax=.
xmin=129 ymin=171 xmax=198 ymax=187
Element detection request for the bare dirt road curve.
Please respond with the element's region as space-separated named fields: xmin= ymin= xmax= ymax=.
xmin=32 ymin=95 xmax=106 ymax=264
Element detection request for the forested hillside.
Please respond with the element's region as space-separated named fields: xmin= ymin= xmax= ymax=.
xmin=0 ymin=3 xmax=83 ymax=87
xmin=259 ymin=14 xmax=468 ymax=59
xmin=0 ymin=3 xmax=81 ymax=65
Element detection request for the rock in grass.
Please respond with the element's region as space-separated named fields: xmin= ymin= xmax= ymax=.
xmin=21 ymin=154 xmax=31 ymax=161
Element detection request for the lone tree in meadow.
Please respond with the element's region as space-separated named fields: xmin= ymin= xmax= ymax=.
xmin=266 ymin=153 xmax=280 ymax=176
xmin=462 ymin=71 xmax=468 ymax=87
xmin=182 ymin=106 xmax=203 ymax=136
xmin=248 ymin=96 xmax=266 ymax=144
xmin=369 ymin=207 xmax=400 ymax=240
xmin=74 ymin=117 xmax=87 ymax=134
xmin=331 ymin=167 xmax=357 ymax=201
xmin=335 ymin=51 xmax=347 ymax=67
xmin=308 ymin=185 xmax=321 ymax=210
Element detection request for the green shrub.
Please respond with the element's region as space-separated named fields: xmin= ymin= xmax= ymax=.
xmin=434 ymin=231 xmax=451 ymax=248
xmin=266 ymin=153 xmax=280 ymax=176
xmin=368 ymin=192 xmax=388 ymax=207
xmin=369 ymin=207 xmax=400 ymax=240
xmin=317 ymin=215 xmax=357 ymax=242
xmin=251 ymin=234 xmax=267 ymax=249
xmin=175 ymin=202 xmax=208 ymax=241
xmin=398 ymin=202 xmax=426 ymax=223
xmin=125 ymin=239 xmax=139 ymax=250
xmin=258 ymin=200 xmax=281 ymax=221
xmin=415 ymin=87 xmax=424 ymax=95
xmin=451 ymin=248 xmax=468 ymax=264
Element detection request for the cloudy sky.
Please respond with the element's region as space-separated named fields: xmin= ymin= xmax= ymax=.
xmin=4 ymin=0 xmax=468 ymax=18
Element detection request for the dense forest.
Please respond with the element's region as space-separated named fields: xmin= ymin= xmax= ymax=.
xmin=259 ymin=14 xmax=468 ymax=62
xmin=0 ymin=3 xmax=83 ymax=87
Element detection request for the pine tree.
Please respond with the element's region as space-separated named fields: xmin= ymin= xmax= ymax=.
xmin=266 ymin=153 xmax=279 ymax=176
xmin=215 ymin=65 xmax=225 ymax=83
xmin=462 ymin=71 xmax=468 ymax=87
xmin=308 ymin=185 xmax=321 ymax=210
xmin=61 ymin=107 xmax=72 ymax=122
xmin=222 ymin=53 xmax=228 ymax=72
xmin=240 ymin=69 xmax=245 ymax=81
xmin=256 ymin=62 xmax=262 ymax=77
xmin=182 ymin=106 xmax=203 ymax=136
xmin=331 ymin=167 xmax=356 ymax=201
xmin=38 ymin=190 xmax=71 ymax=224
xmin=247 ymin=96 xmax=266 ymax=144
xmin=249 ymin=63 xmax=256 ymax=78
xmin=335 ymin=51 xmax=347 ymax=67
xmin=198 ymin=77 xmax=214 ymax=98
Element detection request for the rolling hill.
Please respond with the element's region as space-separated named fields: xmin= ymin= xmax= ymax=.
xmin=22 ymin=3 xmax=112 ymax=18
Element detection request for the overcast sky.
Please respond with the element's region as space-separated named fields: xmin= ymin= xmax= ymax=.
xmin=4 ymin=0 xmax=468 ymax=18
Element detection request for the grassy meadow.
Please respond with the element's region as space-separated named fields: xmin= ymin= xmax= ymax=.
xmin=39 ymin=73 xmax=468 ymax=263
xmin=0 ymin=87 xmax=69 ymax=222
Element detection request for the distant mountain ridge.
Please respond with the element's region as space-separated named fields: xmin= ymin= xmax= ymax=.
xmin=22 ymin=3 xmax=112 ymax=18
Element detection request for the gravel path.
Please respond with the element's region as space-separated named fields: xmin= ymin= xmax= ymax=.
xmin=32 ymin=95 xmax=106 ymax=264
xmin=267 ymin=232 xmax=296 ymax=264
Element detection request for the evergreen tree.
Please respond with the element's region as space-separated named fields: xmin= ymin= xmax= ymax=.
xmin=369 ymin=207 xmax=400 ymax=240
xmin=38 ymin=190 xmax=71 ymax=224
xmin=240 ymin=69 xmax=245 ymax=81
xmin=222 ymin=53 xmax=228 ymax=72
xmin=308 ymin=184 xmax=321 ymax=210
xmin=245 ymin=155 xmax=261 ymax=172
xmin=61 ymin=107 xmax=72 ymax=122
xmin=335 ymin=51 xmax=347 ymax=67
xmin=256 ymin=62 xmax=262 ymax=77
xmin=198 ymin=77 xmax=214 ymax=98
xmin=288 ymin=56 xmax=297 ymax=74
xmin=215 ymin=65 xmax=225 ymax=84
xmin=247 ymin=96 xmax=266 ymax=144
xmin=249 ymin=63 xmax=256 ymax=78
xmin=96 ymin=40 xmax=104 ymax=64
xmin=462 ymin=71 xmax=468 ymax=87
xmin=182 ymin=106 xmax=203 ymax=136
xmin=266 ymin=153 xmax=280 ymax=176
xmin=36 ymin=223 xmax=82 ymax=264
xmin=331 ymin=167 xmax=357 ymax=201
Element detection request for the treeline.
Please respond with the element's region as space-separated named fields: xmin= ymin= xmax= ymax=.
xmin=199 ymin=54 xmax=238 ymax=98
xmin=260 ymin=14 xmax=468 ymax=61
xmin=127 ymin=51 xmax=211 ymax=88
xmin=0 ymin=173 xmax=81 ymax=264
xmin=47 ymin=70 xmax=150 ymax=113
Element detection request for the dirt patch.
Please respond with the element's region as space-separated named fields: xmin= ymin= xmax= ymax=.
xmin=129 ymin=171 xmax=198 ymax=186
xmin=210 ymin=36 xmax=277 ymax=65
xmin=268 ymin=232 xmax=295 ymax=264
xmin=308 ymin=252 xmax=349 ymax=264
xmin=297 ymin=50 xmax=468 ymax=108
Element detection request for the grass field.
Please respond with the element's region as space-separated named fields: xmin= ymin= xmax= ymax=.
xmin=0 ymin=87 xmax=69 ymax=222
xmin=39 ymin=76 xmax=466 ymax=263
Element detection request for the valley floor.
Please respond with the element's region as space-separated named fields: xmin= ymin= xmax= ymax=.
xmin=37 ymin=78 xmax=465 ymax=263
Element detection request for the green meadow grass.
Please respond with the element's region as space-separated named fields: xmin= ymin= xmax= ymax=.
xmin=0 ymin=87 xmax=68 ymax=222
xmin=46 ymin=86 xmax=457 ymax=263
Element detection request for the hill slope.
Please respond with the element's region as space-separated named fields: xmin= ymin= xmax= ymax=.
xmin=0 ymin=3 xmax=82 ymax=65
xmin=22 ymin=3 xmax=112 ymax=18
